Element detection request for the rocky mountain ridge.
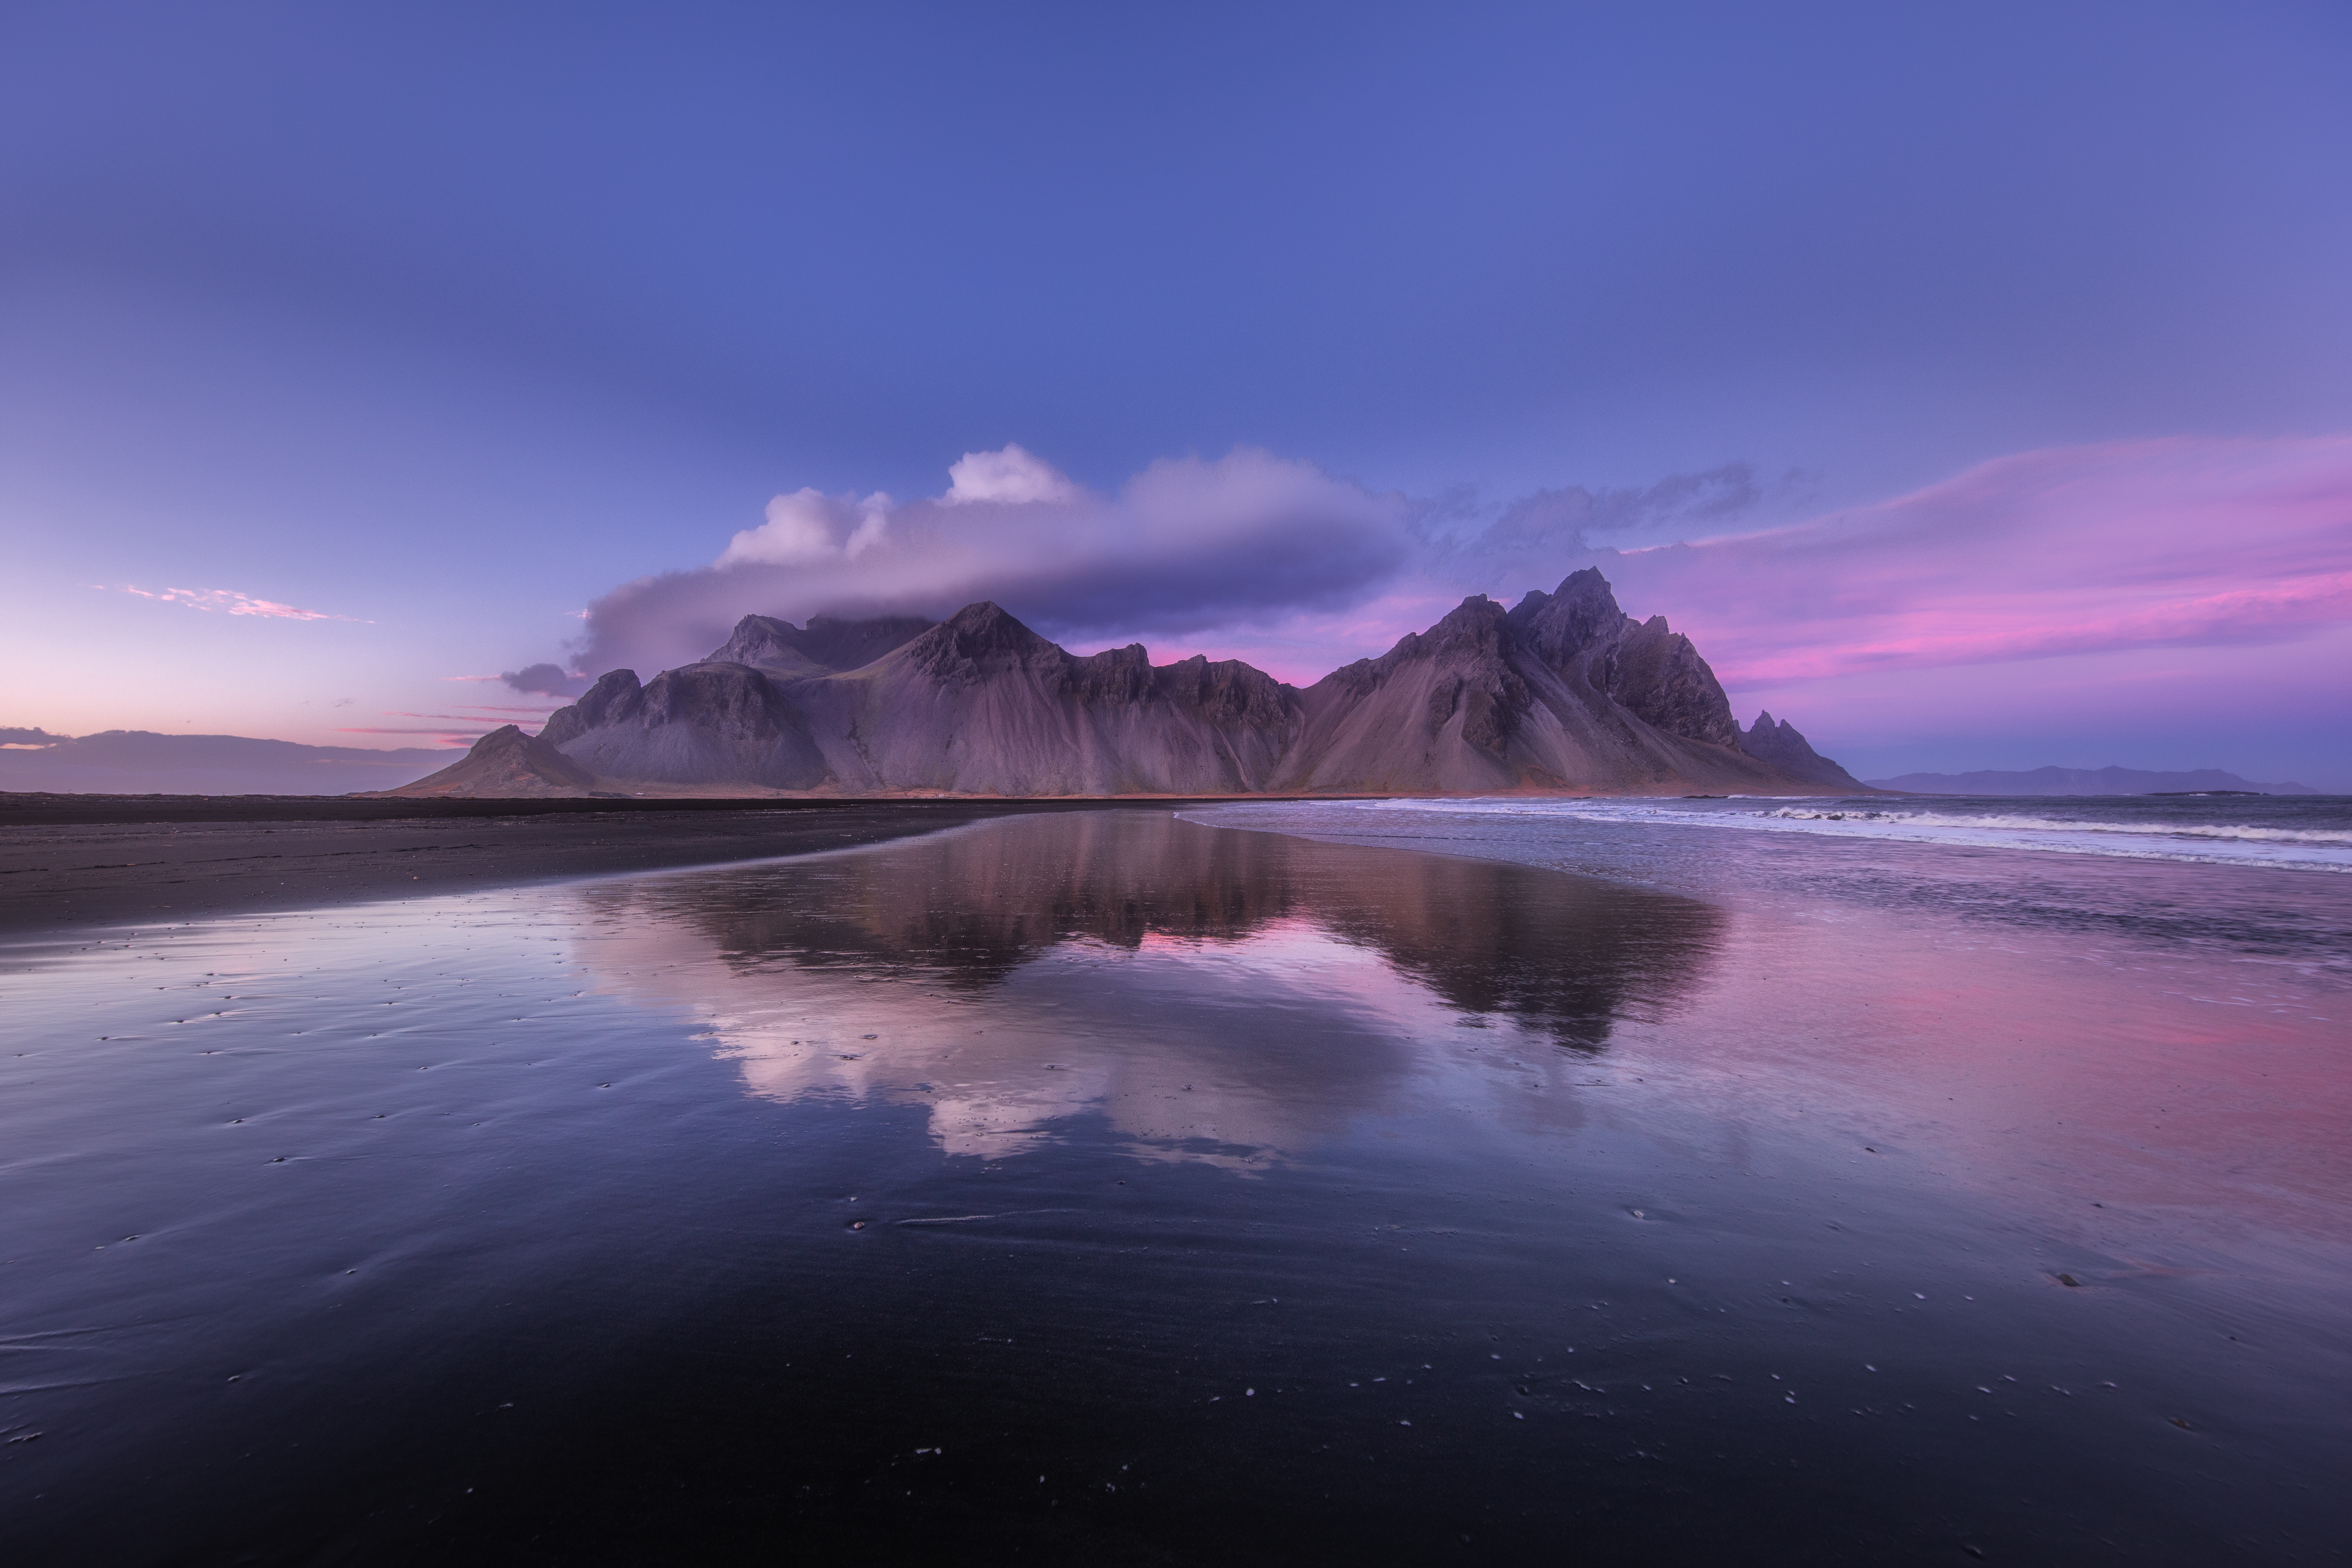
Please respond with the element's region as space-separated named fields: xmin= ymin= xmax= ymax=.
xmin=395 ymin=569 xmax=1865 ymax=798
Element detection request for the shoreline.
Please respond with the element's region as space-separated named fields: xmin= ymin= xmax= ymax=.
xmin=0 ymin=798 xmax=1189 ymax=936
xmin=0 ymin=788 xmax=1875 ymax=938
xmin=0 ymin=789 xmax=1369 ymax=828
xmin=0 ymin=779 xmax=1892 ymax=829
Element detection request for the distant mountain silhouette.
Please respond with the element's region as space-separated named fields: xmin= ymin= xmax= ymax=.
xmin=397 ymin=569 xmax=1851 ymax=798
xmin=1867 ymin=765 xmax=2318 ymax=796
xmin=0 ymin=730 xmax=461 ymax=796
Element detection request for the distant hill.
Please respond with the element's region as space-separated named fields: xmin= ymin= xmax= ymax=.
xmin=372 ymin=725 xmax=607 ymax=798
xmin=1866 ymin=765 xmax=2318 ymax=796
xmin=0 ymin=731 xmax=464 ymax=796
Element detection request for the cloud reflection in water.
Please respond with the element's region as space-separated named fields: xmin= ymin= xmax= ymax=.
xmin=568 ymin=812 xmax=1722 ymax=1166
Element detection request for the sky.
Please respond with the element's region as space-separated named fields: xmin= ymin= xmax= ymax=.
xmin=2 ymin=1 xmax=2348 ymax=786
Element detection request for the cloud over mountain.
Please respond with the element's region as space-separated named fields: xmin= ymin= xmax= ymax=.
xmin=574 ymin=446 xmax=1416 ymax=677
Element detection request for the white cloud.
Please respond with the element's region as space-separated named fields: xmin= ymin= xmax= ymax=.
xmin=943 ymin=443 xmax=1078 ymax=505
xmin=715 ymin=489 xmax=893 ymax=567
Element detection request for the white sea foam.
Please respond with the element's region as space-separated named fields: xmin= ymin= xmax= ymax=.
xmin=1353 ymin=796 xmax=2352 ymax=872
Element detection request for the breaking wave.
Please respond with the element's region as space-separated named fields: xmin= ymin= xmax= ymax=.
xmin=1351 ymin=796 xmax=2352 ymax=872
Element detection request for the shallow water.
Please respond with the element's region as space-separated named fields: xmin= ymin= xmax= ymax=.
xmin=1300 ymin=791 xmax=2352 ymax=873
xmin=2 ymin=810 xmax=2346 ymax=1565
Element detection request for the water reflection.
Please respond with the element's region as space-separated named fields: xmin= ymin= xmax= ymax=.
xmin=7 ymin=813 xmax=2345 ymax=1565
xmin=568 ymin=812 xmax=1722 ymax=1164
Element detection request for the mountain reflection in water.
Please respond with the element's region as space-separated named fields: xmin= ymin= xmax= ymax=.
xmin=570 ymin=811 xmax=1722 ymax=1163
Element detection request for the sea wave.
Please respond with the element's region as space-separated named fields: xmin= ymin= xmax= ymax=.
xmin=1350 ymin=796 xmax=2352 ymax=872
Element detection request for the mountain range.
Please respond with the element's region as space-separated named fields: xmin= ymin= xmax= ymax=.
xmin=393 ymin=569 xmax=1868 ymax=798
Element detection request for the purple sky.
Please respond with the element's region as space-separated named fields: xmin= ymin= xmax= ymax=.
xmin=3 ymin=3 xmax=2348 ymax=785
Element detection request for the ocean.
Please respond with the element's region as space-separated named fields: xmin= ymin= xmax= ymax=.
xmin=1188 ymin=792 xmax=2352 ymax=967
xmin=1265 ymin=791 xmax=2352 ymax=873
xmin=1 ymin=800 xmax=2345 ymax=1564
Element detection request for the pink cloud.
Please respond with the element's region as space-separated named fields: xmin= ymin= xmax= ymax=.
xmin=101 ymin=584 xmax=369 ymax=622
xmin=388 ymin=706 xmax=562 ymax=717
xmin=335 ymin=727 xmax=487 ymax=737
xmin=1597 ymin=436 xmax=2352 ymax=688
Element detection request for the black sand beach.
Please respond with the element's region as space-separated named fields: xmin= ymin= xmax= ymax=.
xmin=0 ymin=795 xmax=1248 ymax=934
xmin=2 ymin=803 xmax=2345 ymax=1566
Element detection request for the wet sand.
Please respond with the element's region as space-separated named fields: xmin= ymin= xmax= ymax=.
xmin=0 ymin=795 xmax=1249 ymax=934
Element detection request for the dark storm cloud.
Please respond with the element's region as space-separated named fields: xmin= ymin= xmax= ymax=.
xmin=500 ymin=663 xmax=590 ymax=698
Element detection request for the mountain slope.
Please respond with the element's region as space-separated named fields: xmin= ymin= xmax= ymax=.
xmin=539 ymin=663 xmax=831 ymax=788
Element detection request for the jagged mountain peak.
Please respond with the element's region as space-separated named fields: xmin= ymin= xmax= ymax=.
xmin=1737 ymin=709 xmax=1864 ymax=788
xmin=710 ymin=614 xmax=813 ymax=673
xmin=906 ymin=601 xmax=1064 ymax=676
xmin=709 ymin=610 xmax=935 ymax=674
xmin=1744 ymin=710 xmax=1809 ymax=746
xmin=1507 ymin=568 xmax=1633 ymax=669
xmin=1430 ymin=594 xmax=1510 ymax=641
xmin=1275 ymin=569 xmax=1773 ymax=792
